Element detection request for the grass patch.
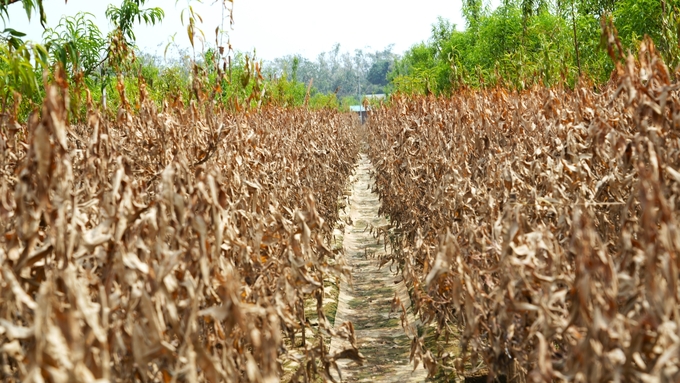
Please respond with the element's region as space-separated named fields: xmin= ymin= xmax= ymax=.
xmin=348 ymin=297 xmax=366 ymax=310
xmin=356 ymin=285 xmax=393 ymax=298
xmin=382 ymin=316 xmax=401 ymax=328
xmin=323 ymin=278 xmax=340 ymax=327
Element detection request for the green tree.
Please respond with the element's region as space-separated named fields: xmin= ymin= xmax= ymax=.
xmin=367 ymin=60 xmax=390 ymax=87
xmin=390 ymin=2 xmax=592 ymax=93
xmin=463 ymin=0 xmax=483 ymax=28
xmin=0 ymin=41 xmax=47 ymax=119
xmin=42 ymin=12 xmax=106 ymax=77
xmin=105 ymin=0 xmax=164 ymax=47
xmin=613 ymin=0 xmax=664 ymax=49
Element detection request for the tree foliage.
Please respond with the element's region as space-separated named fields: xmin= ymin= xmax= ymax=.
xmin=105 ymin=0 xmax=164 ymax=46
xmin=42 ymin=12 xmax=106 ymax=77
xmin=367 ymin=60 xmax=390 ymax=86
xmin=0 ymin=0 xmax=354 ymax=123
xmin=0 ymin=0 xmax=50 ymax=27
xmin=0 ymin=0 xmax=169 ymax=122
xmin=391 ymin=0 xmax=679 ymax=94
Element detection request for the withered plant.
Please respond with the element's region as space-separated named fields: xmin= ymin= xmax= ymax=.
xmin=366 ymin=37 xmax=680 ymax=382
xmin=0 ymin=68 xmax=361 ymax=382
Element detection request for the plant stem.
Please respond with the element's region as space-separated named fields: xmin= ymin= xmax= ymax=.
xmin=571 ymin=0 xmax=582 ymax=76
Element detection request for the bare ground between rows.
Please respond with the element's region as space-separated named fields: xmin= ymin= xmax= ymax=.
xmin=329 ymin=154 xmax=428 ymax=383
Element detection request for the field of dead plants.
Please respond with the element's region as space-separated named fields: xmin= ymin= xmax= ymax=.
xmin=366 ymin=40 xmax=680 ymax=382
xmin=0 ymin=73 xmax=361 ymax=382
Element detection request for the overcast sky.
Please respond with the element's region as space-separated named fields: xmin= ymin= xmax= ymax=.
xmin=5 ymin=0 xmax=490 ymax=61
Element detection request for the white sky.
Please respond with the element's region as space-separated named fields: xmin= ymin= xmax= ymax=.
xmin=5 ymin=0 xmax=488 ymax=61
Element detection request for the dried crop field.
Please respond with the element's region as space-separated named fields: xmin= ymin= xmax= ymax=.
xmin=365 ymin=41 xmax=680 ymax=381
xmin=0 ymin=78 xmax=362 ymax=382
xmin=2 ymin=37 xmax=680 ymax=383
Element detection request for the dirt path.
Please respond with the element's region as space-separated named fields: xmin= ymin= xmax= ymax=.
xmin=330 ymin=154 xmax=428 ymax=382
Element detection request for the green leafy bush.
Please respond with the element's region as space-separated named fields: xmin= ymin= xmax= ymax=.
xmin=391 ymin=0 xmax=678 ymax=95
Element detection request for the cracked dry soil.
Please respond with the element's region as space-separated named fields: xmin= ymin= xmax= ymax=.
xmin=330 ymin=154 xmax=428 ymax=383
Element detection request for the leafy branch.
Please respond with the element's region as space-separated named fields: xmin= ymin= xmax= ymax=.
xmin=0 ymin=0 xmax=53 ymax=28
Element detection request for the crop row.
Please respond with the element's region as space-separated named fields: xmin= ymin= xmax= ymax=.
xmin=366 ymin=39 xmax=680 ymax=382
xmin=0 ymin=79 xmax=360 ymax=382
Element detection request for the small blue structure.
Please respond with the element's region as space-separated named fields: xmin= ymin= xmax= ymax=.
xmin=350 ymin=105 xmax=368 ymax=124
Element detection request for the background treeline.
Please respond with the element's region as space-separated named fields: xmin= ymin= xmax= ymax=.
xmin=391 ymin=0 xmax=680 ymax=94
xmin=0 ymin=0 xmax=392 ymax=125
xmin=0 ymin=0 xmax=678 ymax=125
xmin=266 ymin=44 xmax=397 ymax=103
xmin=0 ymin=0 xmax=398 ymax=125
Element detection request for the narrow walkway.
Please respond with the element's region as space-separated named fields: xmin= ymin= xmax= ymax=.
xmin=330 ymin=154 xmax=427 ymax=382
